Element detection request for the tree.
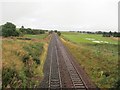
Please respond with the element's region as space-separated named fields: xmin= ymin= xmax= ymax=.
xmin=57 ymin=31 xmax=61 ymax=36
xmin=0 ymin=25 xmax=2 ymax=36
xmin=54 ymin=30 xmax=57 ymax=33
xmin=19 ymin=26 xmax=26 ymax=34
xmin=109 ymin=31 xmax=112 ymax=36
xmin=2 ymin=22 xmax=18 ymax=37
xmin=26 ymin=28 xmax=32 ymax=34
xmin=103 ymin=32 xmax=110 ymax=37
xmin=49 ymin=30 xmax=53 ymax=34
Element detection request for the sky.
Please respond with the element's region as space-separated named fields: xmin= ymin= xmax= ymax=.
xmin=0 ymin=0 xmax=119 ymax=31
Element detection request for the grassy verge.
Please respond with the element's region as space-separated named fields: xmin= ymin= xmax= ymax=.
xmin=24 ymin=34 xmax=48 ymax=39
xmin=2 ymin=34 xmax=50 ymax=88
xmin=61 ymin=32 xmax=119 ymax=88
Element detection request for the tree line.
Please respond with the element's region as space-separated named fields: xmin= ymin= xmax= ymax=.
xmin=49 ymin=30 xmax=61 ymax=36
xmin=0 ymin=22 xmax=47 ymax=37
xmin=77 ymin=31 xmax=120 ymax=37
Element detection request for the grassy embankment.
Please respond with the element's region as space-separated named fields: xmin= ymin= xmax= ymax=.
xmin=61 ymin=32 xmax=119 ymax=88
xmin=2 ymin=33 xmax=50 ymax=88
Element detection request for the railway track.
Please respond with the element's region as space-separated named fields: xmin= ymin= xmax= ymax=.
xmin=48 ymin=35 xmax=62 ymax=89
xmin=56 ymin=35 xmax=87 ymax=89
xmin=40 ymin=33 xmax=96 ymax=89
xmin=63 ymin=52 xmax=87 ymax=89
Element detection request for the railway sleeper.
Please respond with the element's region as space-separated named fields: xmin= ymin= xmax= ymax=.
xmin=74 ymin=85 xmax=85 ymax=88
xmin=71 ymin=76 xmax=80 ymax=78
xmin=51 ymin=82 xmax=60 ymax=84
xmin=75 ymin=88 xmax=86 ymax=90
xmin=51 ymin=77 xmax=59 ymax=79
xmin=72 ymin=81 xmax=83 ymax=83
xmin=68 ymin=67 xmax=75 ymax=69
xmin=73 ymin=82 xmax=83 ymax=85
xmin=71 ymin=73 xmax=78 ymax=75
xmin=51 ymin=79 xmax=59 ymax=81
xmin=71 ymin=75 xmax=80 ymax=77
xmin=70 ymin=72 xmax=78 ymax=74
xmin=70 ymin=71 xmax=77 ymax=73
xmin=74 ymin=83 xmax=84 ymax=86
xmin=73 ymin=81 xmax=83 ymax=83
xmin=51 ymin=81 xmax=60 ymax=83
xmin=71 ymin=78 xmax=81 ymax=80
xmin=72 ymin=80 xmax=82 ymax=83
xmin=50 ymin=84 xmax=60 ymax=87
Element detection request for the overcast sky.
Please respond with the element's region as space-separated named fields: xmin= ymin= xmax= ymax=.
xmin=0 ymin=0 xmax=119 ymax=31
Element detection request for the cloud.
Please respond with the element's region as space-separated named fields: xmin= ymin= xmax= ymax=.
xmin=0 ymin=0 xmax=119 ymax=31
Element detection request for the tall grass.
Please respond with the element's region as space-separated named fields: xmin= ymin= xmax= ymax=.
xmin=2 ymin=38 xmax=48 ymax=88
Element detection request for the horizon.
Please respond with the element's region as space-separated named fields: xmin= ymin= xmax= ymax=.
xmin=0 ymin=22 xmax=118 ymax=32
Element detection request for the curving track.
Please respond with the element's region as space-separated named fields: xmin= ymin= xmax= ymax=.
xmin=39 ymin=33 xmax=96 ymax=89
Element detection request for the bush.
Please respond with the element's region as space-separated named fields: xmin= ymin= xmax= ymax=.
xmin=19 ymin=26 xmax=45 ymax=35
xmin=33 ymin=56 xmax=40 ymax=64
xmin=2 ymin=67 xmax=27 ymax=88
xmin=2 ymin=22 xmax=20 ymax=37
xmin=23 ymin=43 xmax=43 ymax=65
xmin=57 ymin=31 xmax=61 ymax=36
xmin=0 ymin=25 xmax=2 ymax=36
xmin=22 ymin=54 xmax=29 ymax=63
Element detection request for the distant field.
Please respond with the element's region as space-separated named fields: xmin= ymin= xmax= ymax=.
xmin=61 ymin=32 xmax=119 ymax=88
xmin=62 ymin=32 xmax=118 ymax=44
xmin=24 ymin=34 xmax=47 ymax=39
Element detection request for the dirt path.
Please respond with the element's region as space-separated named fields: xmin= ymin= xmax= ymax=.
xmin=39 ymin=33 xmax=97 ymax=89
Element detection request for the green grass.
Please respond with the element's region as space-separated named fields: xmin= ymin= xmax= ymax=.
xmin=61 ymin=32 xmax=119 ymax=88
xmin=24 ymin=34 xmax=47 ymax=39
xmin=62 ymin=32 xmax=118 ymax=44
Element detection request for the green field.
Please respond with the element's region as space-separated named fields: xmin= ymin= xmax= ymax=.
xmin=24 ymin=34 xmax=48 ymax=39
xmin=62 ymin=32 xmax=118 ymax=44
xmin=61 ymin=32 xmax=119 ymax=88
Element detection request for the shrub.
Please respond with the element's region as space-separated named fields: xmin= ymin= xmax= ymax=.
xmin=22 ymin=54 xmax=29 ymax=63
xmin=23 ymin=43 xmax=43 ymax=65
xmin=57 ymin=31 xmax=61 ymax=36
xmin=2 ymin=66 xmax=27 ymax=88
xmin=2 ymin=22 xmax=20 ymax=37
xmin=33 ymin=56 xmax=40 ymax=64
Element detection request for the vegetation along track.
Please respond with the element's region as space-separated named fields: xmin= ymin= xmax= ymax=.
xmin=39 ymin=33 xmax=97 ymax=89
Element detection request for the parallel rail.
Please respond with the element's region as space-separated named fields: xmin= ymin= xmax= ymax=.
xmin=48 ymin=37 xmax=62 ymax=89
xmin=47 ymin=33 xmax=88 ymax=89
xmin=62 ymin=49 xmax=87 ymax=89
xmin=57 ymin=35 xmax=88 ymax=89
